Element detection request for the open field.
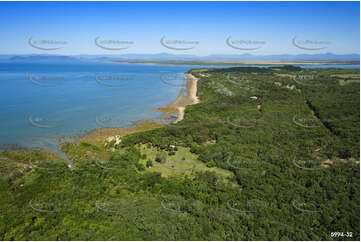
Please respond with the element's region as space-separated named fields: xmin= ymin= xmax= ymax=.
xmin=137 ymin=144 xmax=236 ymax=185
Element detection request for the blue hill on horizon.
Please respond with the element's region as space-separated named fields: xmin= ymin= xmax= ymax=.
xmin=1 ymin=53 xmax=359 ymax=62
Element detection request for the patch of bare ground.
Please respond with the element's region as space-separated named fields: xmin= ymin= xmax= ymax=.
xmin=203 ymin=140 xmax=217 ymax=145
xmin=79 ymin=120 xmax=164 ymax=143
xmin=321 ymin=157 xmax=360 ymax=168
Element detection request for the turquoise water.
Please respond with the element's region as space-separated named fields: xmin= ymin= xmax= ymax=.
xmin=0 ymin=61 xmax=359 ymax=155
xmin=0 ymin=62 xmax=194 ymax=154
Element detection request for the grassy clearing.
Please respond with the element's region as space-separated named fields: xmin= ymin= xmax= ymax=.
xmin=338 ymin=78 xmax=360 ymax=86
xmin=273 ymin=73 xmax=294 ymax=77
xmin=138 ymin=144 xmax=237 ymax=186
xmin=190 ymin=68 xmax=210 ymax=73
xmin=331 ymin=74 xmax=360 ymax=78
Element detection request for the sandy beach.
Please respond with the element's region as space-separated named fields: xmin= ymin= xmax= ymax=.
xmin=176 ymin=73 xmax=199 ymax=122
xmin=155 ymin=72 xmax=199 ymax=123
xmin=185 ymin=73 xmax=199 ymax=104
xmin=81 ymin=72 xmax=199 ymax=143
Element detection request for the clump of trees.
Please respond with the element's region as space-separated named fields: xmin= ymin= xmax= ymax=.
xmin=155 ymin=152 xmax=167 ymax=163
xmin=0 ymin=66 xmax=359 ymax=241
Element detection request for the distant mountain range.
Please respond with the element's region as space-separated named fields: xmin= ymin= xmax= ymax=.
xmin=0 ymin=53 xmax=359 ymax=63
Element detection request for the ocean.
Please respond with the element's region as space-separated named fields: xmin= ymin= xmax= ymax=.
xmin=0 ymin=61 xmax=359 ymax=157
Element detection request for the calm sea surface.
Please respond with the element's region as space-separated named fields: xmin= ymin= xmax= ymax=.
xmin=0 ymin=61 xmax=359 ymax=156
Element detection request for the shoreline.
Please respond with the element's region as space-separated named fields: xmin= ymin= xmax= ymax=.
xmin=0 ymin=72 xmax=200 ymax=147
xmin=154 ymin=73 xmax=199 ymax=123
xmin=110 ymin=60 xmax=360 ymax=66
xmin=178 ymin=73 xmax=199 ymax=121
xmin=79 ymin=72 xmax=199 ymax=143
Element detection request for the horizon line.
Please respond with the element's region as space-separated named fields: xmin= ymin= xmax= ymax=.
xmin=2 ymin=52 xmax=360 ymax=56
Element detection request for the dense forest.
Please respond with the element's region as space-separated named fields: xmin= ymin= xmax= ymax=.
xmin=0 ymin=66 xmax=359 ymax=240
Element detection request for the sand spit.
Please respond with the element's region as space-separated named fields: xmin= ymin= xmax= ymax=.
xmin=82 ymin=73 xmax=200 ymax=143
xmin=155 ymin=73 xmax=199 ymax=123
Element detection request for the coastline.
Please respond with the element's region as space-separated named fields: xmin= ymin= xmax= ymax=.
xmin=110 ymin=60 xmax=360 ymax=66
xmin=178 ymin=73 xmax=199 ymax=121
xmin=80 ymin=72 xmax=199 ymax=143
xmin=154 ymin=73 xmax=199 ymax=123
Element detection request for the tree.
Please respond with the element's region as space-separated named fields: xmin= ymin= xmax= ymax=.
xmin=155 ymin=152 xmax=167 ymax=163
xmin=146 ymin=160 xmax=153 ymax=168
xmin=206 ymin=161 xmax=216 ymax=168
xmin=135 ymin=163 xmax=145 ymax=171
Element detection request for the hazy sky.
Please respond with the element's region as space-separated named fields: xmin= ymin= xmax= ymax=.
xmin=0 ymin=1 xmax=359 ymax=55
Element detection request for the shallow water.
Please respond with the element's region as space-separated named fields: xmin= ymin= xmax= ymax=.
xmin=0 ymin=61 xmax=358 ymax=155
xmin=0 ymin=62 xmax=192 ymax=154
